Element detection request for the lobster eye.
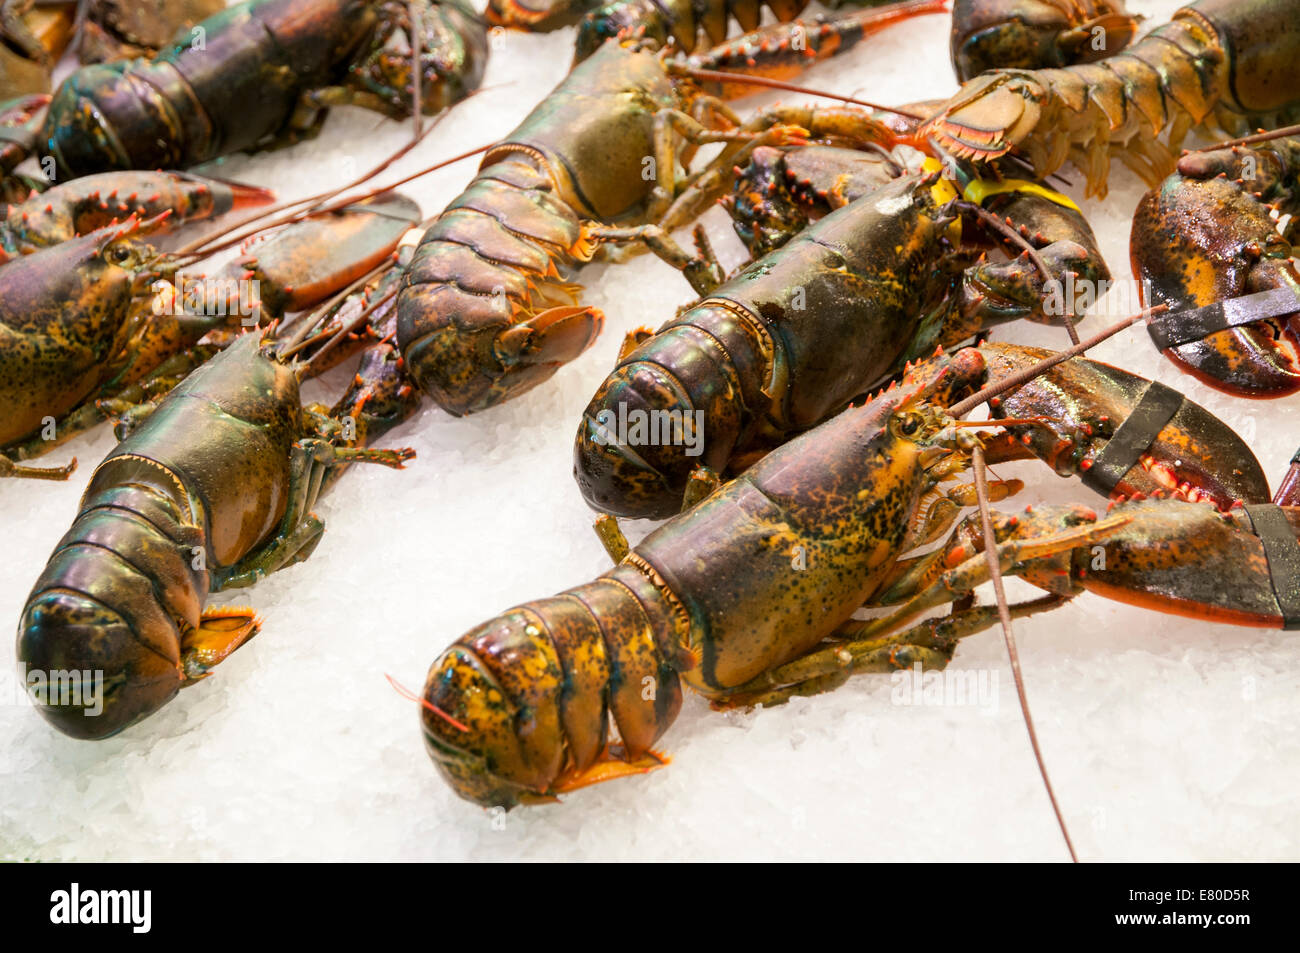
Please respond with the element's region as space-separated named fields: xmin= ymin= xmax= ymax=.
xmin=898 ymin=413 xmax=922 ymax=436
xmin=106 ymin=244 xmax=131 ymax=264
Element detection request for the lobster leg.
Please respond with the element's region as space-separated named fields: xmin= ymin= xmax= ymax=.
xmin=586 ymin=222 xmax=725 ymax=296
xmin=593 ymin=466 xmax=720 ymax=562
xmin=212 ymin=438 xmax=414 ymax=590
xmin=714 ymin=594 xmax=1070 ymax=709
xmin=682 ymin=465 xmax=721 ymax=509
xmin=594 ymin=513 xmax=630 ymax=565
xmin=0 ymin=454 xmax=76 ymax=480
xmin=855 ymin=513 xmax=1131 ymax=640
xmin=643 ymin=109 xmax=809 ymax=226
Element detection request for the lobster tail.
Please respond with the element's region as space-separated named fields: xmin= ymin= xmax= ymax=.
xmin=44 ymin=60 xmax=200 ymax=175
xmin=17 ymin=462 xmax=208 ymax=738
xmin=397 ymin=158 xmax=603 ymax=415
xmin=423 ymin=564 xmax=684 ymax=807
xmin=923 ymin=0 xmax=1300 ymax=196
xmin=949 ymin=0 xmax=1139 ymax=80
xmin=574 ymin=304 xmax=760 ymax=518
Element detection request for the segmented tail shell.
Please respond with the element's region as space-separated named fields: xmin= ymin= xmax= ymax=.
xmin=17 ymin=458 xmax=206 ymax=738
xmin=422 ymin=563 xmax=684 ymax=808
xmin=921 ymin=0 xmax=1300 ymax=195
xmin=397 ymin=157 xmax=601 ymax=415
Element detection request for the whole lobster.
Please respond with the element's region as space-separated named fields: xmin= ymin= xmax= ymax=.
xmin=922 ymin=0 xmax=1300 ymax=195
xmin=1130 ymin=131 xmax=1300 ymax=398
xmin=395 ymin=1 xmax=946 ymax=415
xmin=38 ymin=0 xmax=487 ymax=177
xmin=16 ymin=330 xmax=414 ymax=739
xmin=574 ymin=160 xmax=1111 ymax=517
xmin=0 ymin=190 xmax=418 ymax=479
xmin=418 ymin=342 xmax=1287 ymax=808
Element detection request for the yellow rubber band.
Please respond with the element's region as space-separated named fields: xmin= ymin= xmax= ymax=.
xmin=962 ymin=177 xmax=1081 ymax=214
xmin=919 ymin=157 xmax=1082 ymax=214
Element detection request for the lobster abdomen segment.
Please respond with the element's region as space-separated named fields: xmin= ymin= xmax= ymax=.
xmin=422 ymin=563 xmax=683 ymax=807
xmin=398 ymin=158 xmax=602 ymax=415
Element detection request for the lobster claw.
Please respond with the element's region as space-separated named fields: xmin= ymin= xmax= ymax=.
xmin=973 ymin=342 xmax=1270 ymax=511
xmin=1132 ymin=173 xmax=1300 ymax=397
xmin=240 ymin=191 xmax=420 ymax=317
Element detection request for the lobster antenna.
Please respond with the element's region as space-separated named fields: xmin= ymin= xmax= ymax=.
xmin=1186 ymin=123 xmax=1300 ymax=154
xmin=299 ymin=282 xmax=402 ymax=375
xmin=948 ymin=305 xmax=1168 ymax=417
xmin=385 ymin=673 xmax=469 ymax=732
xmin=971 ymin=444 xmax=1078 ymax=863
xmin=670 ymin=67 xmax=928 ymax=120
xmin=172 ymin=93 xmax=488 ymax=260
xmin=278 ymin=258 xmax=395 ymax=351
xmin=188 ymin=139 xmax=489 ymax=264
xmin=410 ymin=0 xmax=423 ymax=143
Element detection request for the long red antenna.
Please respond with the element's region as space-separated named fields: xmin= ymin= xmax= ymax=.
xmin=972 ymin=445 xmax=1078 ymax=862
xmin=385 ymin=673 xmax=469 ymax=732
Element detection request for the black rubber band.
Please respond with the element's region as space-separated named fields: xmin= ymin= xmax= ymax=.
xmin=1242 ymin=504 xmax=1300 ymax=630
xmin=1081 ymin=380 xmax=1184 ymax=496
xmin=1147 ymin=287 xmax=1300 ymax=350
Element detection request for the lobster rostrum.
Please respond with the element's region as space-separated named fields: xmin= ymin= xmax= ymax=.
xmin=38 ymin=0 xmax=487 ymax=178
xmin=0 ymin=170 xmax=275 ymax=263
xmin=575 ymin=162 xmax=1110 ymax=518
xmin=949 ymin=0 xmax=1138 ymax=80
xmin=1130 ymin=131 xmax=1300 ymax=397
xmin=921 ymin=0 xmax=1300 ymax=196
xmin=16 ymin=330 xmax=415 ymax=739
xmin=395 ymin=1 xmax=946 ymax=416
